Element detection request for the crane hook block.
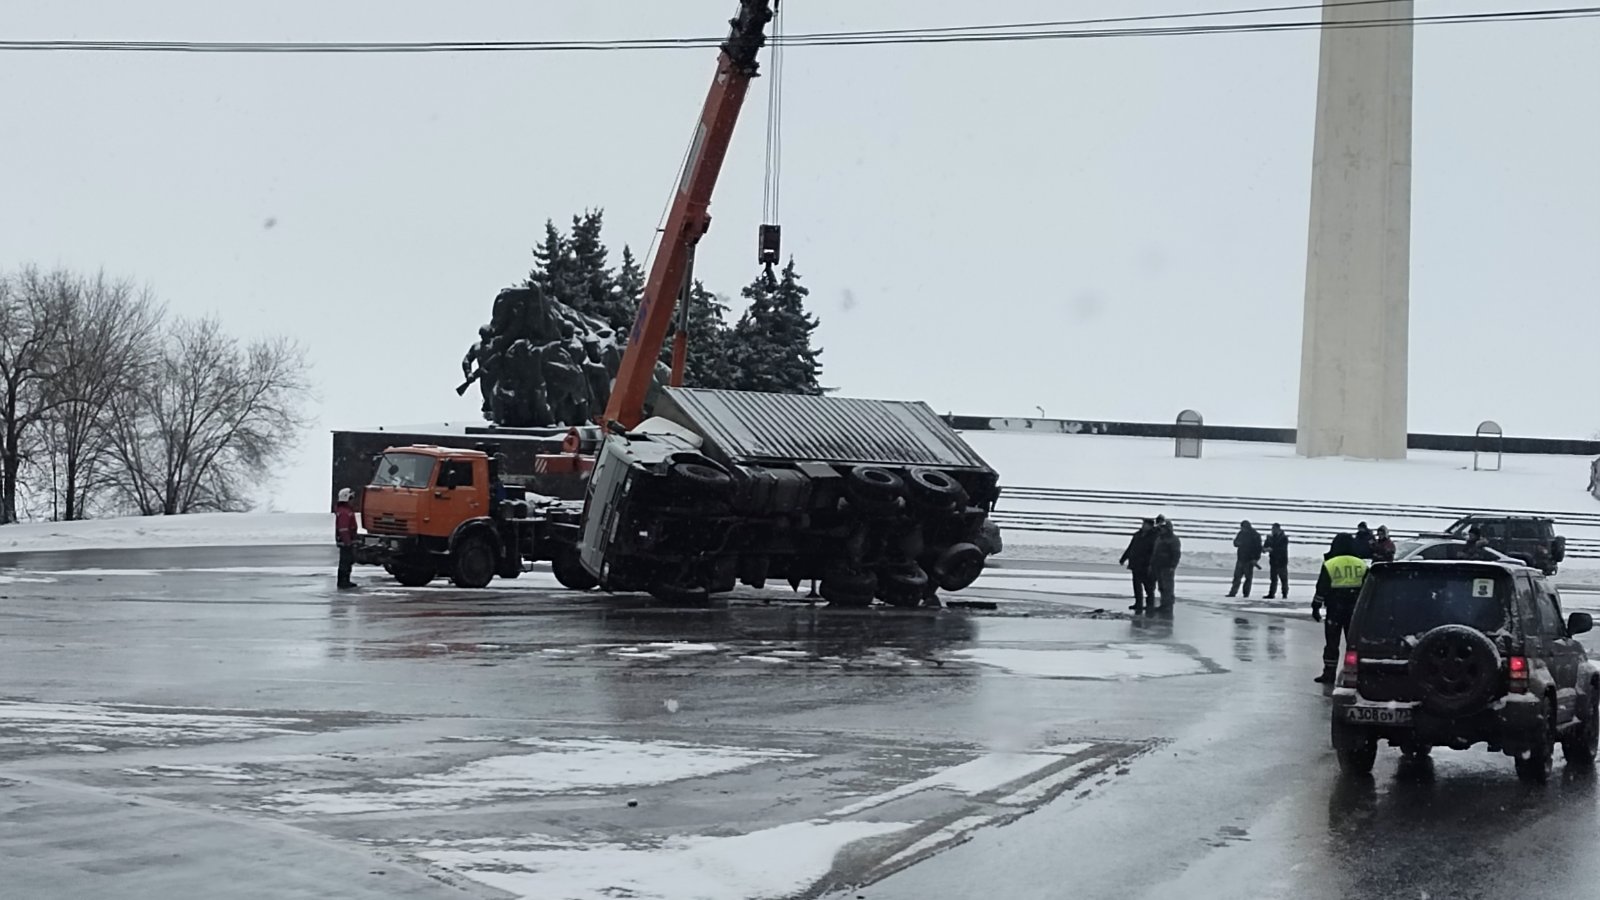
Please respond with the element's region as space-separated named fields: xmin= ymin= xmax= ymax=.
xmin=758 ymin=223 xmax=782 ymax=265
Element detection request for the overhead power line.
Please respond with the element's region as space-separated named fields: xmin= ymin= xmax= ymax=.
xmin=2 ymin=2 xmax=1597 ymax=54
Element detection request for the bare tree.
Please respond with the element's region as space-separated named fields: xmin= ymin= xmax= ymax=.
xmin=37 ymin=273 xmax=164 ymax=520
xmin=110 ymin=317 xmax=312 ymax=515
xmin=0 ymin=267 xmax=76 ymax=524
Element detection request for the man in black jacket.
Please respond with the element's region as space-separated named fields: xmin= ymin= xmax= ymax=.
xmin=1149 ymin=520 xmax=1182 ymax=611
xmin=1262 ymin=523 xmax=1290 ymax=599
xmin=1120 ymin=518 xmax=1157 ymax=611
xmin=1228 ymin=520 xmax=1262 ymax=598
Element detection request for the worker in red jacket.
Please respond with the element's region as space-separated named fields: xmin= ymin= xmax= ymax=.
xmin=335 ymin=487 xmax=358 ymax=589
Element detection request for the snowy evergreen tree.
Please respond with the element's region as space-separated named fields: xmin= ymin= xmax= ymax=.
xmin=526 ymin=220 xmax=574 ymax=306
xmin=664 ymin=281 xmax=737 ymax=390
xmin=728 ymin=260 xmax=824 ymax=395
xmin=614 ymin=245 xmax=646 ymax=335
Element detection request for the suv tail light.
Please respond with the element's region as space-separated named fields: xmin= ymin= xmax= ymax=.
xmin=1338 ymin=650 xmax=1359 ymax=688
xmin=1508 ymin=655 xmax=1528 ymax=693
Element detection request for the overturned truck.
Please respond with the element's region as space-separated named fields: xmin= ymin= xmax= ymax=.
xmin=570 ymin=388 xmax=1001 ymax=607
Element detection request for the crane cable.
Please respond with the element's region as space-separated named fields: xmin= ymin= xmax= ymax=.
xmin=761 ymin=3 xmax=786 ymax=246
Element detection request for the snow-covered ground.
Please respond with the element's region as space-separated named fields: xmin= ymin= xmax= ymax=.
xmin=0 ymin=512 xmax=328 ymax=553
xmin=958 ymin=432 xmax=1600 ymax=575
xmin=5 ymin=435 xmax=1597 ymax=576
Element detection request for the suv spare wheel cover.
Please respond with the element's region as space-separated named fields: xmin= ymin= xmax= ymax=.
xmin=1409 ymin=624 xmax=1502 ymax=717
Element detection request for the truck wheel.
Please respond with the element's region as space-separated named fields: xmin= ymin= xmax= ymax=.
xmin=847 ymin=466 xmax=904 ymax=502
xmin=552 ymin=546 xmax=598 ymax=591
xmin=391 ymin=564 xmax=435 ymax=588
xmin=906 ymin=467 xmax=965 ymax=508
xmin=880 ymin=564 xmax=930 ymax=608
xmin=671 ymin=462 xmax=733 ymax=496
xmin=822 ymin=568 xmax=877 ymax=608
xmin=450 ymin=537 xmax=496 ymax=589
xmin=931 ymin=542 xmax=985 ymax=591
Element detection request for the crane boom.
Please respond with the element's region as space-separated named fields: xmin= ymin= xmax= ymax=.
xmin=603 ymin=1 xmax=776 ymax=429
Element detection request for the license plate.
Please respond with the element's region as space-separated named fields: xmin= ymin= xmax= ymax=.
xmin=1345 ymin=706 xmax=1413 ymax=725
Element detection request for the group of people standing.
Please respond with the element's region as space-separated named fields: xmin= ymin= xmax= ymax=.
xmin=1119 ymin=517 xmax=1404 ymax=618
xmin=1118 ymin=516 xmax=1183 ymax=613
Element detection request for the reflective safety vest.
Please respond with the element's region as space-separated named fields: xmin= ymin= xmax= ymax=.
xmin=1323 ymin=554 xmax=1369 ymax=588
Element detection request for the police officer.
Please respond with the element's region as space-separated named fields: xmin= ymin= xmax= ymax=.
xmin=1311 ymin=532 xmax=1368 ymax=684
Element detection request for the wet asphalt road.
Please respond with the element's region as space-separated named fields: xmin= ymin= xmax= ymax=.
xmin=1 ymin=546 xmax=1597 ymax=899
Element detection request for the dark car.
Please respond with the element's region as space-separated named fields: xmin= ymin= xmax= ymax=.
xmin=1330 ymin=560 xmax=1599 ymax=782
xmin=1433 ymin=515 xmax=1566 ymax=575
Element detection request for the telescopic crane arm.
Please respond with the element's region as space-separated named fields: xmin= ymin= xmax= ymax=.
xmin=603 ymin=0 xmax=777 ymax=430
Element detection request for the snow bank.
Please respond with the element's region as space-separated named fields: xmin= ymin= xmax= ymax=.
xmin=963 ymin=432 xmax=1600 ymax=568
xmin=0 ymin=512 xmax=328 ymax=554
xmin=962 ymin=432 xmax=1593 ymax=511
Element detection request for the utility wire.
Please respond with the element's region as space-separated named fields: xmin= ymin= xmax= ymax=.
xmin=2 ymin=3 xmax=1597 ymax=53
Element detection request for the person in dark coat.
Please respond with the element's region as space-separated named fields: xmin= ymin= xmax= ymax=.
xmin=335 ymin=487 xmax=359 ymax=590
xmin=1148 ymin=520 xmax=1182 ymax=610
xmin=1263 ymin=523 xmax=1290 ymax=599
xmin=1228 ymin=520 xmax=1263 ymax=598
xmin=1311 ymin=532 xmax=1368 ymax=683
xmin=1120 ymin=518 xmax=1158 ymax=611
xmin=1371 ymin=525 xmax=1396 ymax=562
xmin=1352 ymin=522 xmax=1375 ymax=560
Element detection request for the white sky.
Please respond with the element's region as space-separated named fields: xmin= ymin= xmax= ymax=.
xmin=2 ymin=1 xmax=1596 ymax=512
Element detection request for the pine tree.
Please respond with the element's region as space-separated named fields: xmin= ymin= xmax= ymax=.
xmin=665 ymin=281 xmax=737 ymax=389
xmin=526 ymin=220 xmax=572 ymax=304
xmin=728 ymin=260 xmax=824 ymax=395
xmin=614 ymin=245 xmax=646 ymax=337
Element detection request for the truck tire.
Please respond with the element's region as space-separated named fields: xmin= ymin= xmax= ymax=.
xmin=931 ymin=542 xmax=985 ymax=591
xmin=671 ymin=462 xmax=733 ymax=496
xmin=822 ymin=568 xmax=877 ymax=608
xmin=552 ymin=546 xmax=598 ymax=591
xmin=906 ymin=467 xmax=965 ymax=508
xmin=451 ymin=536 xmax=496 ymax=589
xmin=390 ymin=563 xmax=435 ymax=588
xmin=847 ymin=466 xmax=904 ymax=502
xmin=880 ymin=564 xmax=930 ymax=608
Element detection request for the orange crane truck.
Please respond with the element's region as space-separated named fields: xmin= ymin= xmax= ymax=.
xmin=568 ymin=0 xmax=1001 ymax=606
xmin=356 ymin=1 xmax=1002 ymax=606
xmin=353 ymin=443 xmax=588 ymax=588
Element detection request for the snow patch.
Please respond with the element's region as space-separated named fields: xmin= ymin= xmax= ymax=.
xmin=0 ymin=700 xmax=308 ymax=746
xmin=120 ymin=764 xmax=256 ymax=781
xmin=417 ymin=820 xmax=910 ymax=900
xmin=827 ymin=746 xmax=1086 ymax=818
xmin=955 ymin=645 xmax=1209 ymax=680
xmin=266 ymin=738 xmax=809 ymax=815
xmin=0 ymin=573 xmax=55 ymax=584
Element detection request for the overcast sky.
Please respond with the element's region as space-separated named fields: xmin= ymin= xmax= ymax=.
xmin=2 ymin=0 xmax=1596 ymax=512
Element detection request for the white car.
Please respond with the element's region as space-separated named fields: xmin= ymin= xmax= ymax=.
xmin=1392 ymin=537 xmax=1519 ymax=564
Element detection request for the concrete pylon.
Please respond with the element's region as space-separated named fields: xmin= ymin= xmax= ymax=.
xmin=1296 ymin=0 xmax=1413 ymax=459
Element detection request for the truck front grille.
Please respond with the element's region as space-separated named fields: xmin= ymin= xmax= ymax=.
xmin=368 ymin=516 xmax=411 ymax=535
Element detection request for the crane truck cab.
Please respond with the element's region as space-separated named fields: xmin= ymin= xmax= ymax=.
xmin=355 ymin=444 xmax=565 ymax=589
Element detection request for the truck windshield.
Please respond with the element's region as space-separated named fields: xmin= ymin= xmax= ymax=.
xmin=371 ymin=453 xmax=435 ymax=489
xmin=1356 ymin=569 xmax=1509 ymax=641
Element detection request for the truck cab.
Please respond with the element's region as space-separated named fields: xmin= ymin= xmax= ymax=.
xmin=355 ymin=445 xmax=536 ymax=588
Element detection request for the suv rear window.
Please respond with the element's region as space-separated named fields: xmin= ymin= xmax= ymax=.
xmin=1453 ymin=519 xmax=1550 ymax=541
xmin=1355 ymin=568 xmax=1510 ymax=642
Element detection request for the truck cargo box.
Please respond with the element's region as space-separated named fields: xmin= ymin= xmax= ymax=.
xmin=655 ymin=388 xmax=995 ymax=472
